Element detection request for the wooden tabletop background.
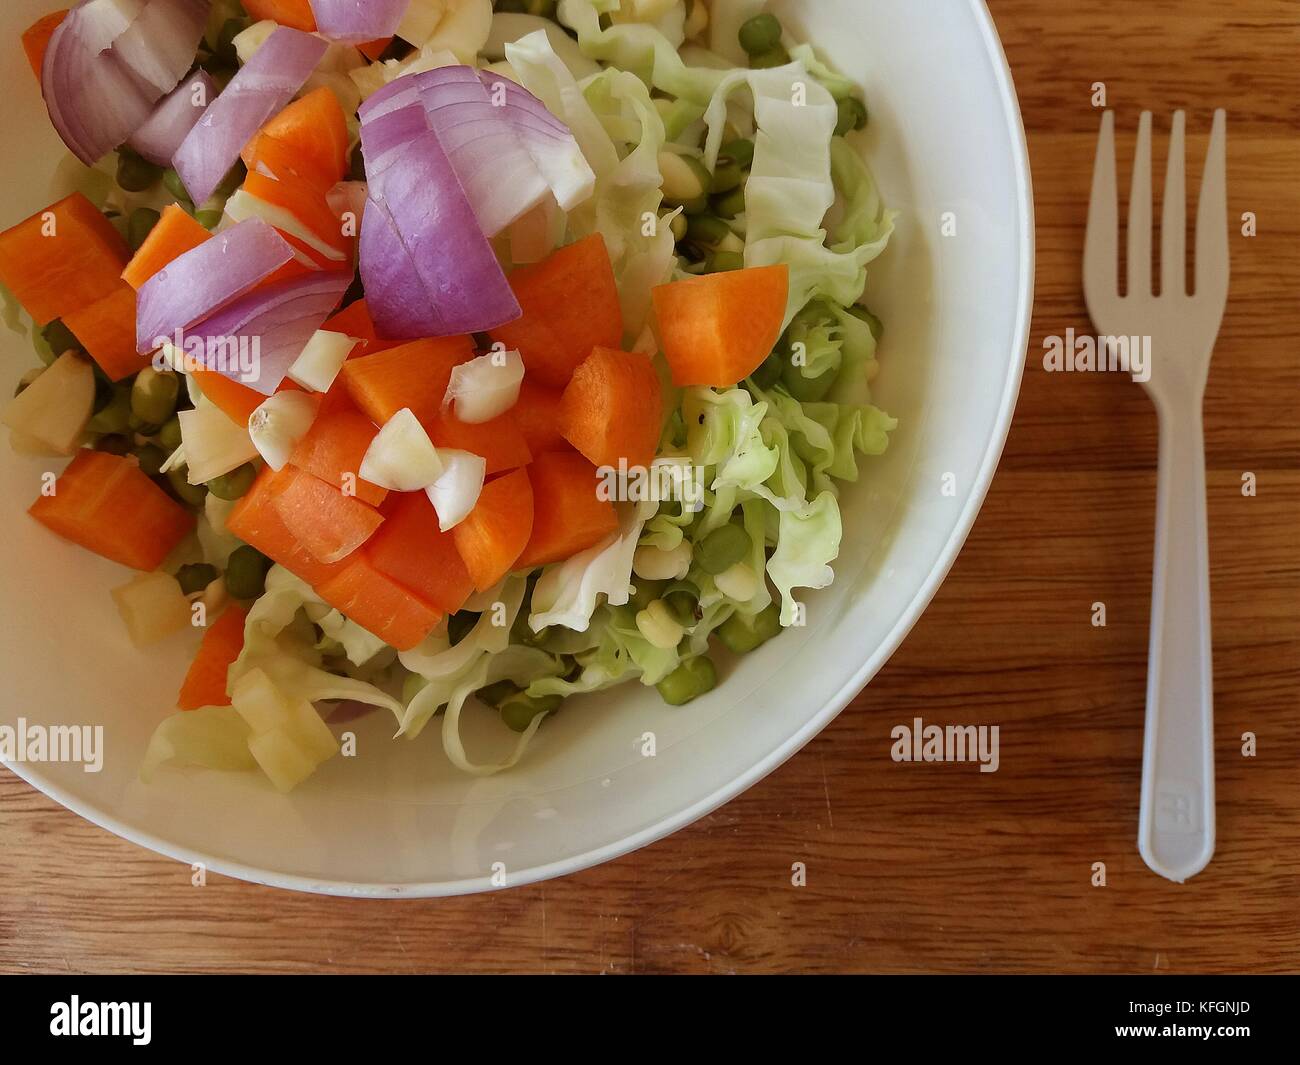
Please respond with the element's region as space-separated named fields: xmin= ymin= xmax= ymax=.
xmin=3 ymin=0 xmax=1298 ymax=975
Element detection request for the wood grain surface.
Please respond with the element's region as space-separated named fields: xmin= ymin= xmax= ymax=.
xmin=3 ymin=0 xmax=1299 ymax=975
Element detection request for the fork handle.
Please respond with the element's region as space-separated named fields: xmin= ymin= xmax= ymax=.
xmin=1138 ymin=403 xmax=1215 ymax=882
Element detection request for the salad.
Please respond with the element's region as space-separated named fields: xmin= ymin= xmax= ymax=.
xmin=0 ymin=0 xmax=896 ymax=792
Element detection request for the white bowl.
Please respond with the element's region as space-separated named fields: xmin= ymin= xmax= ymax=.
xmin=0 ymin=0 xmax=1032 ymax=896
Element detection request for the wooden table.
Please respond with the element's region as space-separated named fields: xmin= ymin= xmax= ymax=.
xmin=2 ymin=0 xmax=1298 ymax=975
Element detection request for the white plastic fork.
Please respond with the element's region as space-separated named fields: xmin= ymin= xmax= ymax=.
xmin=1083 ymin=110 xmax=1229 ymax=883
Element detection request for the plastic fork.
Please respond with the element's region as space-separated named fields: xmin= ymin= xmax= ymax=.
xmin=1083 ymin=110 xmax=1229 ymax=883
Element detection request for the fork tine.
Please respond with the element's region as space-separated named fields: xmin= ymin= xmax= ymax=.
xmin=1083 ymin=110 xmax=1117 ymax=302
xmin=1161 ymin=111 xmax=1186 ymax=296
xmin=1195 ymin=108 xmax=1229 ymax=299
xmin=1127 ymin=111 xmax=1153 ymax=296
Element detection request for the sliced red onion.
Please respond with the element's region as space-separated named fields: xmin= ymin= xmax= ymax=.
xmin=129 ymin=69 xmax=215 ymax=167
xmin=359 ymin=126 xmax=519 ymax=337
xmin=185 ymin=271 xmax=353 ymax=394
xmin=112 ymin=0 xmax=210 ymax=94
xmin=173 ymin=26 xmax=329 ymax=206
xmin=42 ymin=0 xmax=209 ymax=165
xmin=477 ymin=71 xmax=595 ymax=211
xmin=135 ymin=218 xmax=295 ymax=354
xmin=413 ymin=67 xmax=550 ymax=236
xmin=309 ymin=0 xmax=409 ymax=44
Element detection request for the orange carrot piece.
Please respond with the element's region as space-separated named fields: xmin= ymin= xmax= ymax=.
xmin=241 ymin=0 xmax=316 ymax=31
xmin=516 ymin=452 xmax=619 ymax=570
xmin=289 ymin=409 xmax=388 ymax=508
xmin=512 ymin=379 xmax=570 ymax=456
xmin=490 ymin=234 xmax=623 ymax=387
xmin=452 ymin=469 xmax=534 ymax=591
xmin=270 ymin=468 xmax=384 ymax=564
xmin=226 ymin=467 xmax=351 ymax=588
xmin=560 ymin=347 xmax=663 ymax=470
xmin=121 ymin=205 xmax=210 ymax=290
xmin=340 ymin=336 xmax=475 ymax=426
xmin=316 ymin=551 xmax=443 ymax=651
xmin=652 ymin=265 xmax=790 ymax=387
xmin=192 ymin=372 xmax=309 ymax=426
xmin=368 ymin=492 xmax=475 ymax=614
xmin=0 ymin=193 xmax=129 ymax=325
xmin=242 ymin=170 xmax=352 ymax=262
xmin=29 ymin=451 xmax=195 ymax=571
xmin=358 ymin=38 xmax=390 ymax=61
xmin=63 ymin=282 xmax=153 ymax=381
xmin=242 ymin=87 xmax=349 ymax=190
xmin=22 ymin=10 xmax=67 ymax=79
xmin=323 ymin=299 xmax=404 ymax=358
xmin=177 ymin=605 xmax=250 ymax=711
xmin=427 ymin=411 xmax=532 ymax=476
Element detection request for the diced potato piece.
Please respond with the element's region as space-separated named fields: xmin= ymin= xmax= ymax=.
xmin=111 ymin=571 xmax=193 ymax=647
xmin=179 ymin=403 xmax=259 ymax=485
xmin=231 ymin=668 xmax=290 ymax=736
xmin=2 ymin=352 xmax=94 ymax=455
xmin=248 ymin=726 xmax=318 ymax=793
xmin=286 ymin=698 xmax=340 ymax=764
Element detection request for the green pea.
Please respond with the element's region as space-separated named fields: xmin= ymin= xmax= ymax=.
xmin=659 ymin=152 xmax=712 ymax=206
xmin=94 ymin=433 xmax=132 ymax=456
xmin=130 ymin=368 xmax=180 ymax=427
xmin=781 ymin=360 xmax=836 ymax=402
xmin=749 ymin=353 xmax=783 ymax=391
xmin=749 ymin=45 xmax=791 ymax=70
xmin=91 ymin=375 xmax=114 ymax=413
xmin=162 ymin=168 xmax=192 ymax=206
xmin=706 ymin=250 xmax=745 ymax=274
xmin=710 ymin=162 xmax=745 ymax=195
xmin=127 ymin=208 xmax=161 ymax=251
xmin=116 ymin=149 xmax=162 ymax=193
xmin=697 ymin=523 xmax=751 ymax=575
xmin=166 ymin=466 xmax=208 ymax=508
xmin=195 ymin=209 xmax=224 ymax=230
xmin=685 ymin=214 xmax=732 ymax=249
xmin=662 ymin=580 xmax=700 ymax=627
xmin=476 ymin=680 xmax=521 ymax=709
xmin=680 ymin=194 xmax=710 ymax=216
xmin=656 ymin=656 xmax=717 ymax=706
xmin=719 ymin=138 xmax=755 ymax=169
xmin=87 ymin=386 xmax=132 ymax=434
xmin=738 ymin=13 xmax=783 ymax=56
xmin=849 ymin=304 xmax=884 ymax=342
xmin=214 ymin=17 xmax=246 ymax=65
xmin=207 ymin=462 xmax=257 ymax=501
xmin=41 ymin=319 xmax=82 ymax=360
xmin=669 ymin=212 xmax=688 ymax=242
xmin=175 ymin=562 xmax=218 ymax=596
xmin=225 ymin=545 xmax=271 ymax=600
xmin=136 ymin=444 xmax=167 ymax=478
xmin=500 ymin=691 xmax=562 ymax=733
xmin=447 ymin=611 xmax=480 ymax=646
xmin=629 ymin=579 xmax=668 ymax=612
xmin=158 ymin=415 xmax=183 ymax=453
xmin=712 ymin=185 xmax=747 ymax=220
xmin=717 ymin=603 xmax=782 ymax=654
xmin=215 ymin=161 xmax=247 ymax=201
xmin=835 ymin=96 xmax=869 ymax=137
